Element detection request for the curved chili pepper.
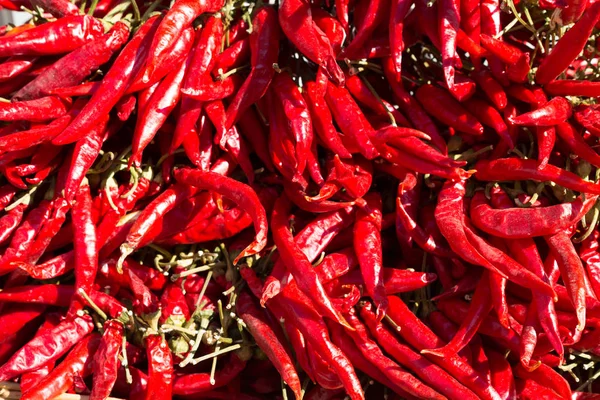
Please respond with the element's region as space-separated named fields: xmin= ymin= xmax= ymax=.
xmin=142 ymin=0 xmax=223 ymax=81
xmin=226 ymin=6 xmax=279 ymax=128
xmin=475 ymin=158 xmax=600 ymax=194
xmin=271 ymin=195 xmax=349 ymax=327
xmin=0 ymin=203 xmax=26 ymax=246
xmin=0 ymin=96 xmax=68 ymax=122
xmin=416 ymin=84 xmax=484 ymax=135
xmin=237 ymin=291 xmax=302 ymax=400
xmin=353 ymin=193 xmax=388 ymax=319
xmin=424 ymin=270 xmax=493 ymax=358
xmin=312 ymin=7 xmax=345 ymax=55
xmin=0 ymin=55 xmax=37 ymax=82
xmin=145 ymin=335 xmax=173 ymax=399
xmin=21 ymin=333 xmax=100 ymax=400
xmin=536 ymin=2 xmax=600 ymax=84
xmin=438 ymin=0 xmax=461 ymax=97
xmin=0 ymin=314 xmax=93 ymax=380
xmin=513 ymin=363 xmax=572 ymax=400
xmin=509 ymin=96 xmax=572 ymax=127
xmin=545 ymin=80 xmax=600 ymax=98
xmin=14 ymin=22 xmax=129 ymax=100
xmin=389 ymin=0 xmax=414 ymax=80
xmin=31 ymin=0 xmax=78 ymax=17
xmin=0 ymin=15 xmax=103 ymax=57
xmin=279 ymin=0 xmax=344 ymax=84
xmin=90 ymin=320 xmax=123 ymax=400
xmin=174 ymin=168 xmax=268 ymax=263
xmin=463 ymin=97 xmax=512 ymax=147
xmin=360 ymin=303 xmax=480 ymax=400
xmin=52 ymin=16 xmax=161 ymax=145
xmin=386 ymin=296 xmax=502 ymax=400
xmin=471 ymin=191 xmax=595 ymax=238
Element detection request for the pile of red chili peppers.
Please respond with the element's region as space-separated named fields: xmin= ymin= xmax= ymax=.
xmin=2 ymin=0 xmax=600 ymax=398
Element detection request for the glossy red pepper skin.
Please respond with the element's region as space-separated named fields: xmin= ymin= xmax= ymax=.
xmin=145 ymin=335 xmax=173 ymax=400
xmin=90 ymin=320 xmax=123 ymax=400
xmin=279 ymin=0 xmax=344 ymax=84
xmin=172 ymin=354 xmax=247 ymax=395
xmin=52 ymin=16 xmax=161 ymax=145
xmin=0 ymin=315 xmax=93 ymax=380
xmin=545 ymin=80 xmax=600 ymax=97
xmin=142 ymin=0 xmax=223 ymax=80
xmin=20 ymin=333 xmax=101 ymax=400
xmin=31 ymin=0 xmax=78 ymax=17
xmin=0 ymin=15 xmax=103 ymax=57
xmin=226 ymin=7 xmax=279 ymax=128
xmin=15 ymin=22 xmax=129 ymax=100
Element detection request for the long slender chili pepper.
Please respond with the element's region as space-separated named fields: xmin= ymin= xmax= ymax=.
xmin=536 ymin=1 xmax=600 ymax=84
xmin=174 ymin=168 xmax=268 ymax=263
xmin=438 ymin=0 xmax=460 ymax=97
xmin=386 ymin=296 xmax=502 ymax=400
xmin=271 ymin=195 xmax=349 ymax=327
xmin=423 ymin=270 xmax=493 ymax=357
xmin=0 ymin=314 xmax=93 ymax=380
xmin=344 ymin=311 xmax=446 ymax=399
xmin=20 ymin=334 xmax=101 ymax=400
xmin=545 ymin=231 xmax=587 ymax=342
xmin=475 ymin=158 xmax=600 ymax=195
xmin=237 ymin=291 xmax=302 ymax=400
xmin=545 ymin=80 xmax=600 ymax=97
xmin=225 ymin=6 xmax=279 ymax=128
xmin=0 ymin=15 xmax=103 ymax=57
xmin=0 ymin=55 xmax=37 ymax=82
xmin=31 ymin=0 xmax=78 ymax=17
xmin=142 ymin=0 xmax=224 ymax=81
xmin=145 ymin=335 xmax=173 ymax=400
xmin=90 ymin=320 xmax=123 ymax=400
xmin=360 ymin=303 xmax=480 ymax=400
xmin=556 ymin=121 xmax=600 ymax=167
xmin=14 ymin=22 xmax=130 ymax=100
xmin=353 ymin=193 xmax=387 ymax=319
xmin=389 ymin=0 xmax=414 ymax=80
xmin=471 ymin=191 xmax=595 ymax=238
xmin=509 ymin=96 xmax=572 ymax=127
xmin=52 ymin=16 xmax=161 ymax=145
xmin=172 ymin=353 xmax=247 ymax=395
xmin=0 ymin=203 xmax=27 ymax=246
xmin=279 ymin=0 xmax=344 ymax=84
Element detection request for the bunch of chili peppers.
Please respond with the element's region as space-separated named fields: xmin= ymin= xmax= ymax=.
xmin=1 ymin=0 xmax=600 ymax=398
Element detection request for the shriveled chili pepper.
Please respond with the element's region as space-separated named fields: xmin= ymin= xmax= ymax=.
xmin=52 ymin=16 xmax=161 ymax=145
xmin=226 ymin=6 xmax=279 ymax=128
xmin=0 ymin=15 xmax=103 ymax=57
xmin=475 ymin=157 xmax=600 ymax=195
xmin=20 ymin=333 xmax=100 ymax=400
xmin=0 ymin=314 xmax=93 ymax=380
xmin=0 ymin=203 xmax=27 ymax=246
xmin=145 ymin=334 xmax=173 ymax=400
xmin=14 ymin=22 xmax=130 ymax=100
xmin=388 ymin=0 xmax=414 ymax=80
xmin=237 ymin=291 xmax=302 ymax=400
xmin=279 ymin=0 xmax=344 ymax=84
xmin=463 ymin=97 xmax=512 ymax=147
xmin=536 ymin=1 xmax=600 ymax=84
xmin=31 ymin=0 xmax=78 ymax=17
xmin=416 ymin=84 xmax=484 ymax=135
xmin=471 ymin=190 xmax=595 ymax=238
xmin=173 ymin=353 xmax=247 ymax=395
xmin=438 ymin=0 xmax=461 ymax=97
xmin=174 ymin=168 xmax=268 ymax=263
xmin=90 ymin=320 xmax=123 ymax=400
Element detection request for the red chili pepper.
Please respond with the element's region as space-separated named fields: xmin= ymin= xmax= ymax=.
xmin=279 ymin=0 xmax=344 ymax=84
xmin=353 ymin=193 xmax=387 ymax=319
xmin=416 ymin=84 xmax=484 ymax=135
xmin=536 ymin=2 xmax=600 ymax=84
xmin=471 ymin=191 xmax=595 ymax=238
xmin=0 ymin=314 xmax=93 ymax=380
xmin=0 ymin=203 xmax=27 ymax=246
xmin=0 ymin=15 xmax=103 ymax=57
xmin=20 ymin=333 xmax=101 ymax=400
xmin=31 ymin=0 xmax=78 ymax=17
xmin=145 ymin=335 xmax=173 ymax=399
xmin=480 ymin=34 xmax=530 ymax=83
xmin=14 ymin=22 xmax=129 ymax=100
xmin=142 ymin=0 xmax=223 ymax=81
xmin=174 ymin=168 xmax=268 ymax=263
xmin=90 ymin=320 xmax=123 ymax=400
xmin=172 ymin=353 xmax=247 ymax=395
xmin=476 ymin=157 xmax=600 ymax=194
xmin=0 ymin=55 xmax=37 ymax=82
xmin=545 ymin=80 xmax=600 ymax=98
xmin=335 ymin=0 xmax=350 ymax=34
xmin=389 ymin=0 xmax=414 ymax=80
xmin=438 ymin=0 xmax=461 ymax=97
xmin=225 ymin=6 xmax=279 ymax=128
xmin=237 ymin=291 xmax=302 ymax=400
xmin=130 ymin=32 xmax=191 ymax=167
xmin=509 ymin=96 xmax=572 ymax=127
xmin=463 ymin=97 xmax=512 ymax=147
xmin=212 ymin=36 xmax=250 ymax=75
xmin=52 ymin=16 xmax=161 ymax=145
xmin=312 ymin=7 xmax=345 ymax=55
xmin=514 ymin=363 xmax=573 ymax=400
xmin=359 ymin=303 xmax=480 ymax=400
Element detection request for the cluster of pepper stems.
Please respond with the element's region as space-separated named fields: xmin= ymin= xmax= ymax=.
xmin=2 ymin=0 xmax=600 ymax=397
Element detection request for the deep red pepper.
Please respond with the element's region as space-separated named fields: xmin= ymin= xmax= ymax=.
xmin=31 ymin=0 xmax=79 ymax=17
xmin=172 ymin=353 xmax=247 ymax=395
xmin=0 ymin=15 xmax=103 ymax=57
xmin=145 ymin=335 xmax=173 ymax=400
xmin=90 ymin=320 xmax=123 ymax=400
